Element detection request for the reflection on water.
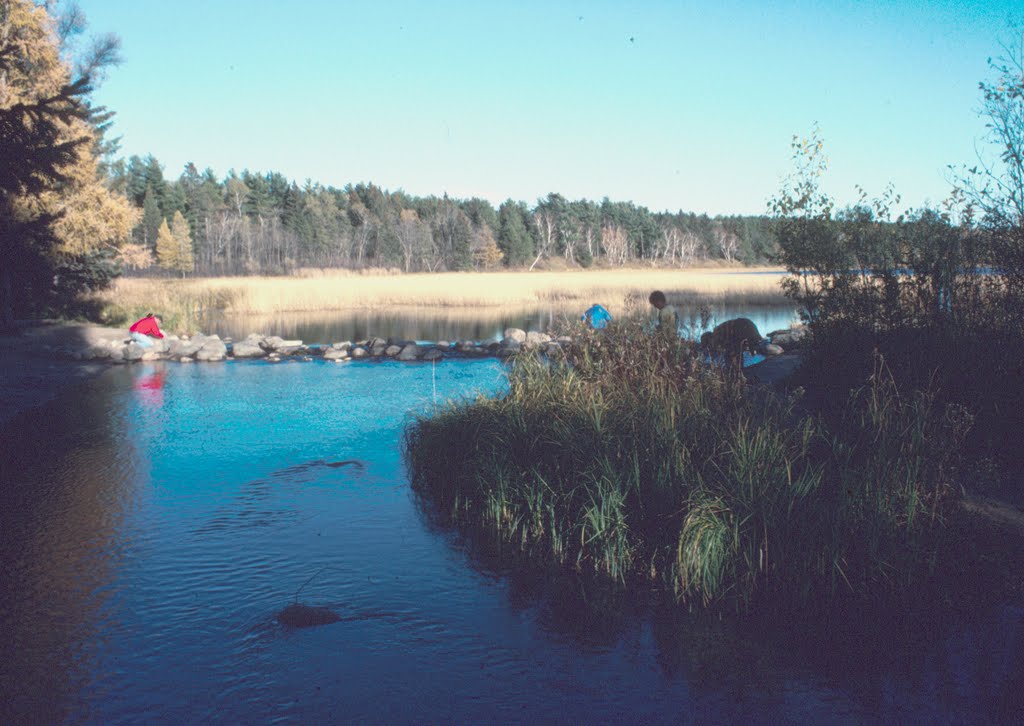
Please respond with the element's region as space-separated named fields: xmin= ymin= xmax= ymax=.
xmin=0 ymin=360 xmax=1020 ymax=723
xmin=202 ymin=298 xmax=799 ymax=344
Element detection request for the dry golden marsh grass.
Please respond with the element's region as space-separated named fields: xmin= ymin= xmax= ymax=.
xmin=104 ymin=268 xmax=789 ymax=318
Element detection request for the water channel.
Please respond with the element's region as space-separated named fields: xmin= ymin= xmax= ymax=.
xmin=1 ymin=303 xmax=1021 ymax=723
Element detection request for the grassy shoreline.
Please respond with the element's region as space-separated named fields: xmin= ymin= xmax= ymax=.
xmin=90 ymin=267 xmax=789 ymax=329
xmin=404 ymin=320 xmax=972 ymax=611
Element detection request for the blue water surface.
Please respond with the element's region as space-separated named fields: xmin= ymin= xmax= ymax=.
xmin=0 ymin=358 xmax=1021 ymax=724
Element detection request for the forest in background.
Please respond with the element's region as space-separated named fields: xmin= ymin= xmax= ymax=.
xmin=110 ymin=155 xmax=779 ymax=277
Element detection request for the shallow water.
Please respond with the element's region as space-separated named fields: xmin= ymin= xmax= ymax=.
xmin=201 ymin=300 xmax=799 ymax=345
xmin=1 ymin=359 xmax=1021 ymax=724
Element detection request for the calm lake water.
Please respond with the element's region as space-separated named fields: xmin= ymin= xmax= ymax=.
xmin=200 ymin=299 xmax=800 ymax=345
xmin=1 ymin=355 xmax=1022 ymax=724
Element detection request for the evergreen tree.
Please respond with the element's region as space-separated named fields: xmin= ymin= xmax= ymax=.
xmin=141 ymin=185 xmax=162 ymax=246
xmin=0 ymin=0 xmax=134 ymax=326
xmin=497 ymin=199 xmax=533 ymax=267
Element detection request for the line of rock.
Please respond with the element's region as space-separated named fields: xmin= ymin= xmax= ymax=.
xmin=71 ymin=328 xmax=570 ymax=364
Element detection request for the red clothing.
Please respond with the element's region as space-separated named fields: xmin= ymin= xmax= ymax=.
xmin=129 ymin=316 xmax=164 ymax=338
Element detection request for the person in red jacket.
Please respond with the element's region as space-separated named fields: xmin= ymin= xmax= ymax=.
xmin=129 ymin=313 xmax=164 ymax=348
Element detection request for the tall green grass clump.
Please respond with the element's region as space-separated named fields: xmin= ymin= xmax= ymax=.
xmin=404 ymin=320 xmax=969 ymax=611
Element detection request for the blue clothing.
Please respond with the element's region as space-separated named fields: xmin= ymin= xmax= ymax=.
xmin=582 ymin=304 xmax=612 ymax=329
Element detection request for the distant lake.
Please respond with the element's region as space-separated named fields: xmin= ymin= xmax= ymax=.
xmin=1 ymin=358 xmax=1020 ymax=723
xmin=201 ymin=295 xmax=800 ymax=345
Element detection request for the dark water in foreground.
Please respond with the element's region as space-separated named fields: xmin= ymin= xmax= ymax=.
xmin=1 ymin=359 xmax=1022 ymax=724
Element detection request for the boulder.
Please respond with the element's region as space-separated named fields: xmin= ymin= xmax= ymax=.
xmin=503 ymin=328 xmax=527 ymax=344
xmin=195 ymin=337 xmax=227 ymax=362
xmin=123 ymin=343 xmax=146 ymax=362
xmin=141 ymin=350 xmax=163 ymax=361
xmin=397 ymin=343 xmax=422 ymax=361
xmin=370 ymin=342 xmax=388 ymax=356
xmin=231 ymin=341 xmax=266 ymax=358
xmin=262 ymin=335 xmax=303 ymax=351
xmin=422 ymin=348 xmax=444 ymax=362
xmin=168 ymin=338 xmax=203 ymax=358
xmin=322 ymin=348 xmax=349 ymax=361
xmin=85 ymin=345 xmax=111 ymax=360
xmin=455 ymin=340 xmax=477 ymax=353
xmin=179 ymin=356 xmax=194 ymax=363
xmin=384 ymin=344 xmax=402 ymax=357
xmin=499 ymin=337 xmax=522 ymax=350
xmin=437 ymin=340 xmax=451 ymax=349
xmin=350 ymin=347 xmax=368 ymax=359
xmin=768 ymin=326 xmax=807 ymax=348
xmin=330 ymin=341 xmax=352 ymax=351
xmin=762 ymin=344 xmax=784 ymax=356
xmin=525 ymin=331 xmax=552 ymax=348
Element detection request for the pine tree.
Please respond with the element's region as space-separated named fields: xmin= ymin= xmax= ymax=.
xmin=170 ymin=210 xmax=193 ymax=276
xmin=142 ymin=185 xmax=162 ymax=246
xmin=0 ymin=0 xmax=135 ymax=326
xmin=497 ymin=200 xmax=534 ymax=267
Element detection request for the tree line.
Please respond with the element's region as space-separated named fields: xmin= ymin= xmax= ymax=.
xmin=109 ymin=156 xmax=780 ymax=277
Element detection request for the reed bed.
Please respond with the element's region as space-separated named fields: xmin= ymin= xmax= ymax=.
xmin=404 ymin=319 xmax=969 ymax=611
xmin=93 ymin=268 xmax=787 ymax=328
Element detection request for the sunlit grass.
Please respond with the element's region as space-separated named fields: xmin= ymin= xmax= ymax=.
xmin=404 ymin=318 xmax=969 ymax=611
xmin=92 ymin=267 xmax=788 ymax=326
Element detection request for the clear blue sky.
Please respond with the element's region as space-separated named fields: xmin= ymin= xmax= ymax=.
xmin=76 ymin=0 xmax=1020 ymax=216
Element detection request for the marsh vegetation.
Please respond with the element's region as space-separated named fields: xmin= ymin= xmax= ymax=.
xmin=405 ymin=321 xmax=972 ymax=610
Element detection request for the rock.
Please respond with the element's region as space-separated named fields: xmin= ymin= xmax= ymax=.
xmin=542 ymin=341 xmax=565 ymax=357
xmin=141 ymin=350 xmax=163 ymax=361
xmin=123 ymin=343 xmax=146 ymax=362
xmin=422 ymin=348 xmax=444 ymax=362
xmin=437 ymin=340 xmax=451 ymax=348
xmin=276 ymin=602 xmax=341 ymax=628
xmin=231 ymin=341 xmax=266 ymax=358
xmin=370 ymin=342 xmax=388 ymax=356
xmin=261 ymin=336 xmax=303 ymax=352
xmin=85 ymin=345 xmax=111 ymax=359
xmin=496 ymin=346 xmax=519 ymax=359
xmin=762 ymin=344 xmax=784 ymax=356
xmin=350 ymin=347 xmax=368 ymax=359
xmin=330 ymin=341 xmax=352 ymax=351
xmin=503 ymin=328 xmax=527 ymax=344
xmin=397 ymin=343 xmax=422 ymax=361
xmin=168 ymin=338 xmax=203 ymax=358
xmin=455 ymin=340 xmax=477 ymax=353
xmin=499 ymin=337 xmax=522 ymax=350
xmin=266 ymin=355 xmax=281 ymax=363
xmin=384 ymin=344 xmax=402 ymax=357
xmin=322 ymin=348 xmax=349 ymax=361
xmin=195 ymin=337 xmax=227 ymax=362
xmin=768 ymin=326 xmax=807 ymax=348
xmin=525 ymin=331 xmax=551 ymax=348
xmin=468 ymin=346 xmax=489 ymax=357
xmin=179 ymin=356 xmax=193 ymax=363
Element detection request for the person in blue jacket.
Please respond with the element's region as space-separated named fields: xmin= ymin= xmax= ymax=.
xmin=581 ymin=303 xmax=612 ymax=329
